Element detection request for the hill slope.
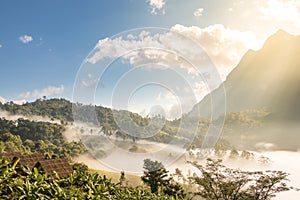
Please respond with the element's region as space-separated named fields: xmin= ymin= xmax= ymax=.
xmin=193 ymin=30 xmax=300 ymax=150
xmin=195 ymin=30 xmax=300 ymax=120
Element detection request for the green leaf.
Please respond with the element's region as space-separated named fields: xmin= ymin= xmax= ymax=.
xmin=12 ymin=157 xmax=20 ymax=169
xmin=33 ymin=167 xmax=39 ymax=176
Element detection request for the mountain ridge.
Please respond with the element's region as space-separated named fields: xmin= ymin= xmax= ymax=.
xmin=193 ymin=29 xmax=300 ymax=122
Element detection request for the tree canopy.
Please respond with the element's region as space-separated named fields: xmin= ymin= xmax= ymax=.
xmin=187 ymin=158 xmax=294 ymax=200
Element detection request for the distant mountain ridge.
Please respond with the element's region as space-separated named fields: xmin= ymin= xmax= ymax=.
xmin=194 ymin=30 xmax=300 ymax=121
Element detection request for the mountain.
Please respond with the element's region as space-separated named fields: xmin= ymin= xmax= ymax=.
xmin=194 ymin=30 xmax=300 ymax=121
xmin=191 ymin=30 xmax=300 ymax=150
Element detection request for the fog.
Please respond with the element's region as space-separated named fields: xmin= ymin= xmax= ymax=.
xmin=1 ymin=111 xmax=298 ymax=199
xmin=258 ymin=151 xmax=300 ymax=200
xmin=222 ymin=122 xmax=300 ymax=152
xmin=62 ymin=125 xmax=81 ymax=142
xmin=174 ymin=151 xmax=300 ymax=200
xmin=0 ymin=110 xmax=82 ymax=144
xmin=74 ymin=138 xmax=300 ymax=199
xmin=77 ymin=135 xmax=186 ymax=173
xmin=0 ymin=109 xmax=61 ymax=124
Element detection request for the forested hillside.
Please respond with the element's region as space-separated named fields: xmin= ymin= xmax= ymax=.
xmin=0 ymin=117 xmax=86 ymax=159
xmin=0 ymin=98 xmax=268 ymax=151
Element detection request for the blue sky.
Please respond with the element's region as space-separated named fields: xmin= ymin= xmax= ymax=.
xmin=1 ymin=0 xmax=300 ymax=117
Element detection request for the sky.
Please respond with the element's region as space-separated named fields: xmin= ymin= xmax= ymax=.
xmin=1 ymin=0 xmax=300 ymax=118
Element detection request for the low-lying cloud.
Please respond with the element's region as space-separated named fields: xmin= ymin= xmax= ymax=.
xmin=0 ymin=96 xmax=7 ymax=104
xmin=19 ymin=85 xmax=64 ymax=99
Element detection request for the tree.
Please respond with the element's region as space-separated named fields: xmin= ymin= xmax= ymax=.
xmin=101 ymin=122 xmax=112 ymax=136
xmin=249 ymin=170 xmax=292 ymax=200
xmin=187 ymin=158 xmax=294 ymax=200
xmin=241 ymin=150 xmax=254 ymax=160
xmin=229 ymin=149 xmax=239 ymax=159
xmin=141 ymin=159 xmax=170 ymax=194
xmin=162 ymin=179 xmax=186 ymax=199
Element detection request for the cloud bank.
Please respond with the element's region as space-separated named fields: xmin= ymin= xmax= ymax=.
xmin=87 ymin=24 xmax=261 ymax=79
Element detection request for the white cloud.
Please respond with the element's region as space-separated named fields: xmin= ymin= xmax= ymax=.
xmin=171 ymin=24 xmax=261 ymax=77
xmin=147 ymin=0 xmax=166 ymax=15
xmin=136 ymin=91 xmax=181 ymax=119
xmin=19 ymin=85 xmax=64 ymax=99
xmin=87 ymin=24 xmax=261 ymax=79
xmin=261 ymin=0 xmax=300 ymax=28
xmin=0 ymin=96 xmax=26 ymax=105
xmin=87 ymin=31 xmax=203 ymax=75
xmin=85 ymin=25 xmax=262 ymax=116
xmin=194 ymin=8 xmax=204 ymax=17
xmin=0 ymin=96 xmax=7 ymax=104
xmin=81 ymin=75 xmax=105 ymax=88
xmin=152 ymin=82 xmax=208 ymax=119
xmin=19 ymin=35 xmax=33 ymax=44
xmin=13 ymin=99 xmax=27 ymax=105
xmin=0 ymin=44 xmax=2 ymax=48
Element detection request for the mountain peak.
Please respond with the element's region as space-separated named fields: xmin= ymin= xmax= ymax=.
xmin=194 ymin=30 xmax=300 ymax=120
xmin=273 ymin=29 xmax=290 ymax=37
xmin=264 ymin=29 xmax=296 ymax=47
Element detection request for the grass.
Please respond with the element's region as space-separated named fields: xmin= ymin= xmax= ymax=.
xmin=90 ymin=169 xmax=143 ymax=187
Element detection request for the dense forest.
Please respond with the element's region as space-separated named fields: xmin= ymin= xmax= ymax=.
xmin=0 ymin=98 xmax=267 ymax=151
xmin=0 ymin=117 xmax=86 ymax=159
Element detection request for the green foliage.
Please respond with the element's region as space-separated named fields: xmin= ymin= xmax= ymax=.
xmin=141 ymin=159 xmax=186 ymax=198
xmin=0 ymin=158 xmax=180 ymax=199
xmin=0 ymin=155 xmax=295 ymax=199
xmin=0 ymin=118 xmax=86 ymax=158
xmin=0 ymin=98 xmax=232 ymax=149
xmin=0 ymin=98 xmax=73 ymax=122
xmin=141 ymin=159 xmax=170 ymax=194
xmin=0 ymin=98 xmax=274 ymax=152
